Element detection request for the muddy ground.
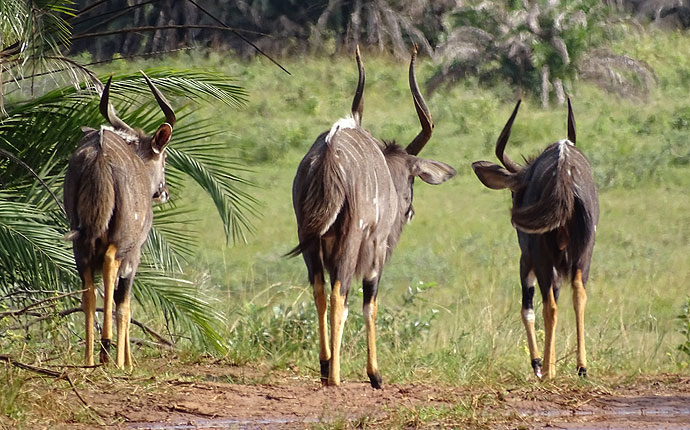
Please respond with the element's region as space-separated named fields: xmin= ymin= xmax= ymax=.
xmin=5 ymin=362 xmax=690 ymax=429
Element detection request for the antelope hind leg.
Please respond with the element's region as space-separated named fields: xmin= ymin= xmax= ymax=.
xmin=572 ymin=269 xmax=587 ymax=377
xmin=313 ymin=274 xmax=331 ymax=385
xmin=82 ymin=269 xmax=96 ymax=366
xmin=329 ymin=280 xmax=347 ymax=387
xmin=115 ymin=275 xmax=133 ymax=369
xmin=520 ymin=266 xmax=542 ymax=378
xmin=100 ymin=245 xmax=120 ymax=364
xmin=363 ymin=278 xmax=382 ymax=389
xmin=542 ymin=287 xmax=558 ymax=380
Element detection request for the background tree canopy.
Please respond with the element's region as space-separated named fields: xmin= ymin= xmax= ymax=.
xmin=62 ymin=0 xmax=671 ymax=106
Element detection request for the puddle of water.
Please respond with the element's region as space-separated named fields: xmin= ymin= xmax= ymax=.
xmin=520 ymin=405 xmax=690 ymax=418
xmin=130 ymin=417 xmax=320 ymax=430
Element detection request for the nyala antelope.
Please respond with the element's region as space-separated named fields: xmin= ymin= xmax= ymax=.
xmin=472 ymin=99 xmax=598 ymax=379
xmin=64 ymin=72 xmax=175 ymax=368
xmin=290 ymin=45 xmax=456 ymax=388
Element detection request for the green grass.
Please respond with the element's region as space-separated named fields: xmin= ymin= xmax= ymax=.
xmin=3 ymin=30 xmax=690 ymax=404
xmin=154 ymin=30 xmax=690 ymax=384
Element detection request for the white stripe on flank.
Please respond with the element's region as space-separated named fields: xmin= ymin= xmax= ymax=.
xmin=325 ymin=116 xmax=357 ymax=144
xmin=320 ymin=205 xmax=342 ymax=236
xmin=373 ymin=169 xmax=379 ymax=222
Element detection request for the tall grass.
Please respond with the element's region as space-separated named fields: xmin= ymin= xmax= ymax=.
xmin=4 ymin=30 xmax=689 ymax=389
xmin=155 ymin=30 xmax=690 ymax=384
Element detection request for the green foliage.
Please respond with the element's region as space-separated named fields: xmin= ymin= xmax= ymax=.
xmin=172 ymin=31 xmax=690 ymax=382
xmin=432 ymin=0 xmax=654 ymax=104
xmin=677 ymin=297 xmax=690 ymax=360
xmin=224 ymin=281 xmax=438 ymax=378
xmin=0 ymin=194 xmax=76 ymax=288
xmin=1 ymin=1 xmax=255 ymax=355
xmin=0 ymin=368 xmax=26 ymax=420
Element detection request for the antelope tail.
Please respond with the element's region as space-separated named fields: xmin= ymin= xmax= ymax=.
xmin=511 ymin=148 xmax=575 ymax=234
xmin=287 ymin=143 xmax=347 ymax=257
xmin=74 ymin=144 xmax=115 ymax=243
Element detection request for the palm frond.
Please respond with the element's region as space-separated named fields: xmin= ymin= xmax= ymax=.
xmin=579 ymin=48 xmax=658 ymax=98
xmin=132 ymin=269 xmax=227 ymax=353
xmin=431 ymin=0 xmax=652 ymax=104
xmin=144 ymin=206 xmax=198 ymax=272
xmin=0 ymin=194 xmax=76 ymax=291
xmin=167 ymin=146 xmax=258 ymax=244
xmin=1 ymin=67 xmax=254 ymax=352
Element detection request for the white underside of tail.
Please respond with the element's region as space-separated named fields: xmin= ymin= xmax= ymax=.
xmin=325 ymin=115 xmax=357 ymax=144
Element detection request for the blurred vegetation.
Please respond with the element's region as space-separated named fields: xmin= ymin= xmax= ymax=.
xmin=430 ymin=0 xmax=657 ymax=106
xmin=153 ymin=27 xmax=689 ymax=384
xmin=678 ymin=297 xmax=690 ymax=365
xmin=2 ymin=4 xmax=690 ymax=426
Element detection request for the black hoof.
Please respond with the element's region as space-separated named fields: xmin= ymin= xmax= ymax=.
xmin=320 ymin=359 xmax=330 ymax=383
xmin=577 ymin=366 xmax=587 ymax=378
xmin=99 ymin=339 xmax=111 ymax=364
xmin=368 ymin=372 xmax=383 ymax=389
xmin=532 ymin=358 xmax=543 ymax=379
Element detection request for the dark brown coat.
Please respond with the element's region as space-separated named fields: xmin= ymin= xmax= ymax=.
xmin=291 ymin=46 xmax=456 ymax=389
xmin=472 ymin=100 xmax=598 ymax=380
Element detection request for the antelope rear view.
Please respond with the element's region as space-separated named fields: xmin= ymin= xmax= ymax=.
xmin=290 ymin=45 xmax=456 ymax=389
xmin=472 ymin=100 xmax=599 ymax=379
xmin=63 ymin=72 xmax=176 ymax=368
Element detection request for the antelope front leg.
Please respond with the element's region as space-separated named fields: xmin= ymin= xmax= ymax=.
xmin=118 ymin=293 xmax=133 ymax=368
xmin=115 ymin=275 xmax=134 ymax=369
xmin=313 ymin=274 xmax=331 ymax=385
xmin=520 ymin=265 xmax=541 ymax=378
xmin=542 ymin=287 xmax=558 ymax=380
xmin=572 ymin=269 xmax=587 ymax=377
xmin=100 ymin=245 xmax=120 ymax=364
xmin=363 ymin=278 xmax=382 ymax=389
xmin=329 ymin=280 xmax=348 ymax=387
xmin=81 ymin=269 xmax=96 ymax=366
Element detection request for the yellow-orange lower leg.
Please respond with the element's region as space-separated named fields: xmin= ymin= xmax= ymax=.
xmin=101 ymin=245 xmax=119 ymax=363
xmin=521 ymin=308 xmax=540 ymax=363
xmin=572 ymin=270 xmax=587 ymax=372
xmin=82 ymin=270 xmax=96 ymax=366
xmin=329 ymin=281 xmax=346 ymax=386
xmin=364 ymin=299 xmax=381 ymax=388
xmin=542 ymin=288 xmax=558 ymax=380
xmin=116 ymin=296 xmax=131 ymax=368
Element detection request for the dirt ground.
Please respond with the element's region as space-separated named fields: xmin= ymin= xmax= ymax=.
xmin=7 ymin=362 xmax=690 ymax=429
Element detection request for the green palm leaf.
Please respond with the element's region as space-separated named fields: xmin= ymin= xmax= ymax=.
xmin=1 ymin=67 xmax=254 ymax=353
xmin=0 ymin=194 xmax=76 ymax=290
xmin=132 ymin=269 xmax=227 ymax=353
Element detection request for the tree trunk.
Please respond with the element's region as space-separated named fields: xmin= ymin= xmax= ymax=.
xmin=541 ymin=65 xmax=551 ymax=108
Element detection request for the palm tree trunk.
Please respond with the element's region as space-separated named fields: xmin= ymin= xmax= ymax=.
xmin=541 ymin=65 xmax=551 ymax=108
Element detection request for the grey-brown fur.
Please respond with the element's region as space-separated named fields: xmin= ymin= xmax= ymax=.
xmin=290 ymin=46 xmax=455 ymax=388
xmin=472 ymin=99 xmax=598 ymax=379
xmin=65 ymin=126 xmax=163 ymax=272
xmin=63 ymin=73 xmax=174 ymax=367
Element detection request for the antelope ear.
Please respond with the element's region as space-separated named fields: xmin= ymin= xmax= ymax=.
xmin=412 ymin=158 xmax=456 ymax=185
xmin=151 ymin=123 xmax=172 ymax=154
xmin=472 ymin=161 xmax=517 ymax=190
